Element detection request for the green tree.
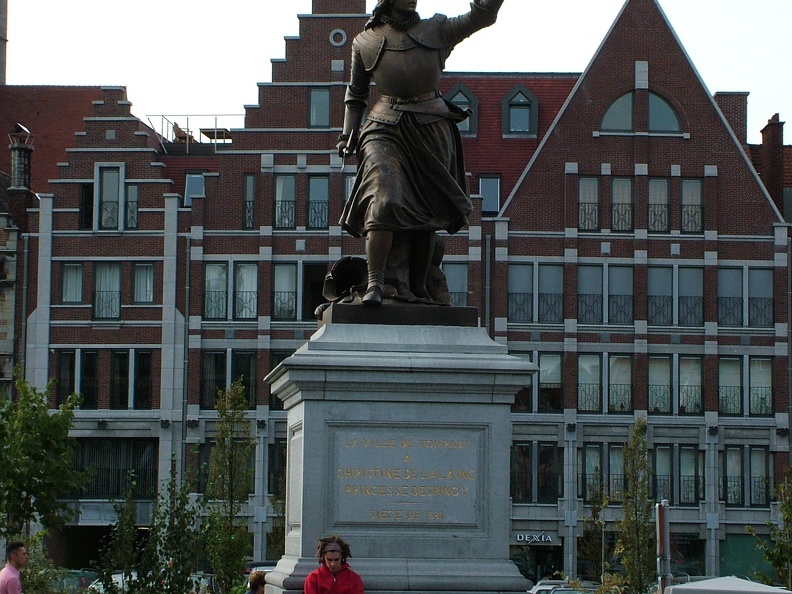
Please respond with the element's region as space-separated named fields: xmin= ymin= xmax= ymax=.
xmin=747 ymin=468 xmax=792 ymax=589
xmin=578 ymin=480 xmax=610 ymax=582
xmin=97 ymin=475 xmax=141 ymax=594
xmin=202 ymin=380 xmax=255 ymax=594
xmin=137 ymin=456 xmax=201 ymax=594
xmin=615 ymin=417 xmax=655 ymax=594
xmin=0 ymin=369 xmax=88 ymax=539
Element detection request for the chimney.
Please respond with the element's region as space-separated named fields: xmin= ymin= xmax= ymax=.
xmin=714 ymin=92 xmax=749 ymax=145
xmin=0 ymin=0 xmax=6 ymax=85
xmin=760 ymin=113 xmax=785 ymax=215
xmin=8 ymin=123 xmax=33 ymax=190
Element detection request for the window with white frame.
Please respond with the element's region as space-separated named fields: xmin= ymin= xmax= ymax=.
xmin=309 ymin=88 xmax=330 ymax=128
xmin=611 ymin=178 xmax=633 ymax=232
xmin=204 ymin=263 xmax=228 ymax=319
xmin=609 ymin=445 xmax=625 ymax=502
xmin=479 ymin=176 xmax=500 ymax=215
xmin=125 ymin=184 xmax=138 ymax=229
xmin=538 ymin=264 xmax=563 ymax=323
xmin=579 ymin=443 xmax=603 ymax=503
xmin=307 ymin=176 xmax=329 ymax=229
xmin=647 ymin=267 xmax=672 ymax=326
xmin=274 ymin=175 xmax=296 ymax=229
xmin=749 ymin=358 xmax=772 ymax=416
xmin=648 ymin=356 xmax=671 ymax=414
xmin=679 ymin=446 xmax=704 ymax=505
xmin=577 ymin=354 xmax=601 ymax=412
xmin=234 ymin=263 xmax=258 ymax=320
xmin=718 ymin=268 xmax=743 ymax=327
xmin=720 ymin=447 xmax=743 ymax=506
xmin=449 ymin=90 xmax=471 ymax=133
xmin=243 ymin=174 xmax=255 ymax=229
xmin=62 ymin=263 xmax=83 ymax=303
xmin=273 ymin=264 xmax=297 ymax=321
xmin=538 ymin=353 xmax=562 ymax=413
xmin=679 ymin=357 xmax=703 ymax=414
xmin=678 ymin=267 xmax=703 ymax=326
xmin=578 ymin=266 xmax=602 ymax=324
xmin=608 ymin=266 xmax=633 ymax=324
xmin=648 ymin=178 xmax=669 ymax=232
xmin=748 ymin=269 xmax=773 ymax=327
xmin=718 ymin=357 xmax=742 ymax=416
xmin=94 ymin=262 xmax=121 ymax=319
xmin=98 ymin=166 xmax=121 ymax=230
xmin=578 ymin=177 xmax=599 ymax=231
xmin=681 ymin=179 xmax=703 ymax=233
xmin=654 ymin=446 xmax=673 ymax=502
xmin=132 ymin=263 xmax=154 ymax=304
xmin=608 ymin=355 xmax=632 ymax=413
xmin=508 ymin=263 xmax=532 ymax=322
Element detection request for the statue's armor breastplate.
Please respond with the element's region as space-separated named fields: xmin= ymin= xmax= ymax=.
xmin=355 ymin=26 xmax=443 ymax=98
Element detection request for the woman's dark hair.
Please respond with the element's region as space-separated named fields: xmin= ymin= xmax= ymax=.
xmin=365 ymin=0 xmax=392 ymax=29
xmin=315 ymin=535 xmax=352 ymax=562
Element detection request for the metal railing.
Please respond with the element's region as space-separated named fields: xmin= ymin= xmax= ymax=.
xmin=648 ymin=295 xmax=672 ymax=325
xmin=749 ymin=387 xmax=772 ymax=416
xmin=234 ymin=291 xmax=258 ymax=319
xmin=648 ymin=203 xmax=669 ymax=232
xmin=204 ymin=291 xmax=227 ymax=319
xmin=508 ymin=292 xmax=533 ymax=322
xmin=749 ymin=297 xmax=773 ymax=327
xmin=611 ymin=203 xmax=633 ymax=232
xmin=307 ymin=201 xmax=329 ymax=229
xmin=648 ymin=384 xmax=671 ymax=413
xmin=538 ymin=383 xmax=563 ymax=412
xmin=608 ymin=384 xmax=632 ymax=413
xmin=273 ymin=291 xmax=297 ymax=320
xmin=578 ymin=202 xmax=599 ymax=231
xmin=680 ymin=475 xmax=703 ymax=505
xmin=679 ymin=296 xmax=703 ymax=326
xmin=94 ymin=291 xmax=121 ymax=319
xmin=274 ymin=200 xmax=296 ymax=229
xmin=538 ymin=471 xmax=563 ymax=503
xmin=538 ymin=293 xmax=563 ymax=323
xmin=578 ymin=383 xmax=601 ymax=412
xmin=679 ymin=385 xmax=703 ymax=414
xmin=719 ymin=386 xmax=742 ymax=415
xmin=578 ymin=294 xmax=603 ymax=324
xmin=609 ymin=294 xmax=633 ymax=324
xmin=718 ymin=297 xmax=743 ymax=326
xmin=681 ymin=204 xmax=703 ymax=233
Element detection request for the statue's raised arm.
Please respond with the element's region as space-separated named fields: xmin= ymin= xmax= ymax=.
xmin=336 ymin=0 xmax=505 ymax=308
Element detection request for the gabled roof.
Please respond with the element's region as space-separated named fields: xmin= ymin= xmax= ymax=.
xmin=502 ymin=0 xmax=782 ymax=233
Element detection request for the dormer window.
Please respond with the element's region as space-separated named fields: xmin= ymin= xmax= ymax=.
xmin=445 ymin=83 xmax=478 ymax=135
xmin=502 ymin=85 xmax=539 ymax=137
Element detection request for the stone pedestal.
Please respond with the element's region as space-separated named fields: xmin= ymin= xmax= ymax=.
xmin=265 ymin=314 xmax=536 ymax=594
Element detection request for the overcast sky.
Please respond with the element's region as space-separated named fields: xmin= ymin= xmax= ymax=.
xmin=6 ymin=0 xmax=790 ymax=144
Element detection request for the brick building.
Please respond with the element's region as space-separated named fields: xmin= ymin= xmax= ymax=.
xmin=1 ymin=0 xmax=790 ymax=580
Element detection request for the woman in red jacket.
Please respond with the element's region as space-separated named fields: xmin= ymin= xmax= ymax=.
xmin=304 ymin=536 xmax=364 ymax=594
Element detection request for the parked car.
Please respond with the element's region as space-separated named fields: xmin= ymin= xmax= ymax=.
xmin=52 ymin=569 xmax=100 ymax=593
xmin=529 ymin=580 xmax=570 ymax=594
xmin=88 ymin=572 xmax=136 ymax=594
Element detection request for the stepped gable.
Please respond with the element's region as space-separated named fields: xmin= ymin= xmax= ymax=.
xmin=0 ymin=85 xmax=104 ymax=192
xmin=503 ymin=0 xmax=782 ymax=235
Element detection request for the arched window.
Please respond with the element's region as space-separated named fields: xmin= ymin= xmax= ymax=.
xmin=444 ymin=84 xmax=478 ymax=135
xmin=502 ymin=85 xmax=539 ymax=136
xmin=601 ymin=92 xmax=634 ymax=132
xmin=648 ymin=92 xmax=681 ymax=133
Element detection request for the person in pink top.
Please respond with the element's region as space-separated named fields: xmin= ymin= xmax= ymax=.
xmin=0 ymin=542 xmax=29 ymax=594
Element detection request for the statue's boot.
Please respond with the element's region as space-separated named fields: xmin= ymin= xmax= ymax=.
xmin=363 ymin=230 xmax=392 ymax=307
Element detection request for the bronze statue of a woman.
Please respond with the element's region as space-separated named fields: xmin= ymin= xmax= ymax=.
xmin=337 ymin=0 xmax=505 ymax=306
